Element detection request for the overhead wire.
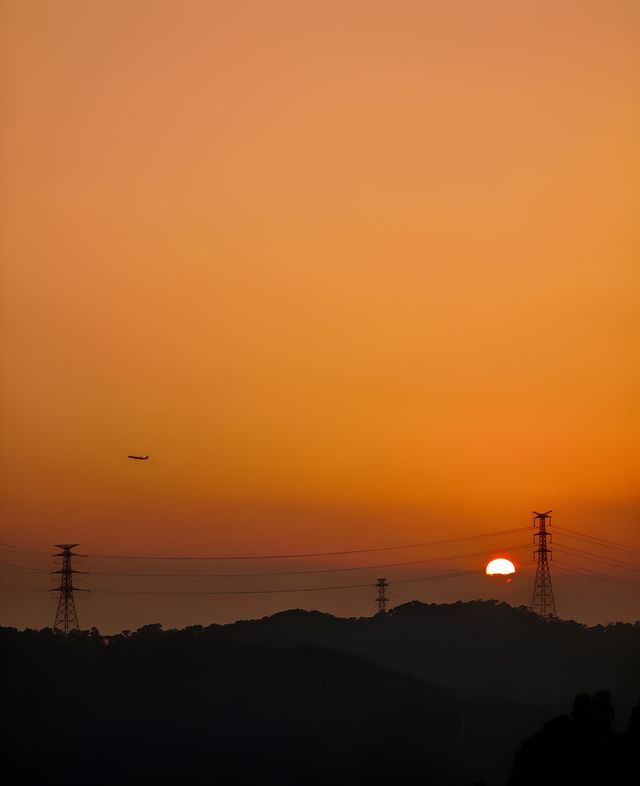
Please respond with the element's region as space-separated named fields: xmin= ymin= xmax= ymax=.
xmin=0 ymin=581 xmax=47 ymax=592
xmin=553 ymin=526 xmax=640 ymax=556
xmin=1 ymin=566 xmax=483 ymax=596
xmin=0 ymin=559 xmax=51 ymax=574
xmin=0 ymin=542 xmax=49 ymax=557
xmin=554 ymin=545 xmax=640 ymax=574
xmin=27 ymin=543 xmax=529 ymax=579
xmin=1 ymin=546 xmax=533 ymax=611
xmin=554 ymin=560 xmax=640 ymax=592
xmin=0 ymin=528 xmax=528 ymax=562
xmin=5 ymin=525 xmax=639 ymax=609
xmin=61 ymin=527 xmax=531 ymax=561
xmin=3 ymin=525 xmax=639 ymax=563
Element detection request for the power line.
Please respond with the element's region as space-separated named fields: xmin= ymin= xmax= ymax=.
xmin=2 ymin=557 xmax=536 ymax=593
xmin=554 ymin=545 xmax=640 ymax=574
xmin=0 ymin=560 xmax=51 ymax=574
xmin=33 ymin=566 xmax=483 ymax=596
xmin=0 ymin=581 xmax=49 ymax=592
xmin=373 ymin=562 xmax=537 ymax=590
xmin=84 ymin=528 xmax=531 ymax=560
xmin=0 ymin=542 xmax=49 ymax=557
xmin=555 ymin=560 xmax=639 ymax=586
xmin=555 ymin=563 xmax=640 ymax=592
xmin=4 ymin=525 xmax=640 ymax=562
xmin=27 ymin=543 xmax=528 ymax=579
xmin=0 ymin=567 xmax=480 ymax=595
xmin=554 ymin=560 xmax=640 ymax=592
xmin=554 ymin=526 xmax=640 ymax=556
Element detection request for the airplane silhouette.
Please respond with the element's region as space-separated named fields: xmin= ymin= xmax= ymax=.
xmin=128 ymin=455 xmax=149 ymax=460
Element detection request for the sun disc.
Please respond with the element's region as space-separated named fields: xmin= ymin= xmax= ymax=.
xmin=485 ymin=558 xmax=516 ymax=576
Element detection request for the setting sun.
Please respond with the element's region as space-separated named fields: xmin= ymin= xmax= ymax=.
xmin=485 ymin=558 xmax=516 ymax=576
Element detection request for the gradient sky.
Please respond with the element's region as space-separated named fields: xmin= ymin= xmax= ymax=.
xmin=1 ymin=1 xmax=639 ymax=632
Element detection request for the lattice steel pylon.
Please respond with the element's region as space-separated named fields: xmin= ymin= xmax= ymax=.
xmin=531 ymin=511 xmax=557 ymax=618
xmin=51 ymin=544 xmax=86 ymax=634
xmin=376 ymin=577 xmax=389 ymax=614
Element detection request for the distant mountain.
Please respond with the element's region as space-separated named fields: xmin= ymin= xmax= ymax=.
xmin=2 ymin=601 xmax=639 ymax=785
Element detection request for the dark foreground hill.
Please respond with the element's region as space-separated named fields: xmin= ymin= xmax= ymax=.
xmin=1 ymin=643 xmax=455 ymax=786
xmin=2 ymin=600 xmax=639 ymax=785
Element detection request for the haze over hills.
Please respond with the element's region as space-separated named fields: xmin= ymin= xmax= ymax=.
xmin=2 ymin=600 xmax=639 ymax=785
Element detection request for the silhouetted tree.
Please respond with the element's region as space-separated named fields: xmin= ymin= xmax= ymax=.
xmin=509 ymin=693 xmax=638 ymax=786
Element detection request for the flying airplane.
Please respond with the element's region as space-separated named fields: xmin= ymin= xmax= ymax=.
xmin=128 ymin=455 xmax=149 ymax=460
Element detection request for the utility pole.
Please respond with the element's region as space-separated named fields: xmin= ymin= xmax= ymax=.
xmin=376 ymin=577 xmax=389 ymax=614
xmin=51 ymin=544 xmax=87 ymax=634
xmin=531 ymin=511 xmax=557 ymax=618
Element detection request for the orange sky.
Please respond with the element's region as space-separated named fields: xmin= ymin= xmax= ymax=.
xmin=1 ymin=1 xmax=638 ymax=631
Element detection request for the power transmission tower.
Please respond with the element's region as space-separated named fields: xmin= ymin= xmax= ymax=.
xmin=531 ymin=511 xmax=557 ymax=618
xmin=376 ymin=577 xmax=389 ymax=614
xmin=51 ymin=544 xmax=87 ymax=634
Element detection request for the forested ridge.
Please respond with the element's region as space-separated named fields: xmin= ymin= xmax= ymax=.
xmin=2 ymin=601 xmax=639 ymax=785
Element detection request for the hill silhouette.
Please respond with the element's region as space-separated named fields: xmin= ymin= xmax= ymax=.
xmin=2 ymin=600 xmax=639 ymax=785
